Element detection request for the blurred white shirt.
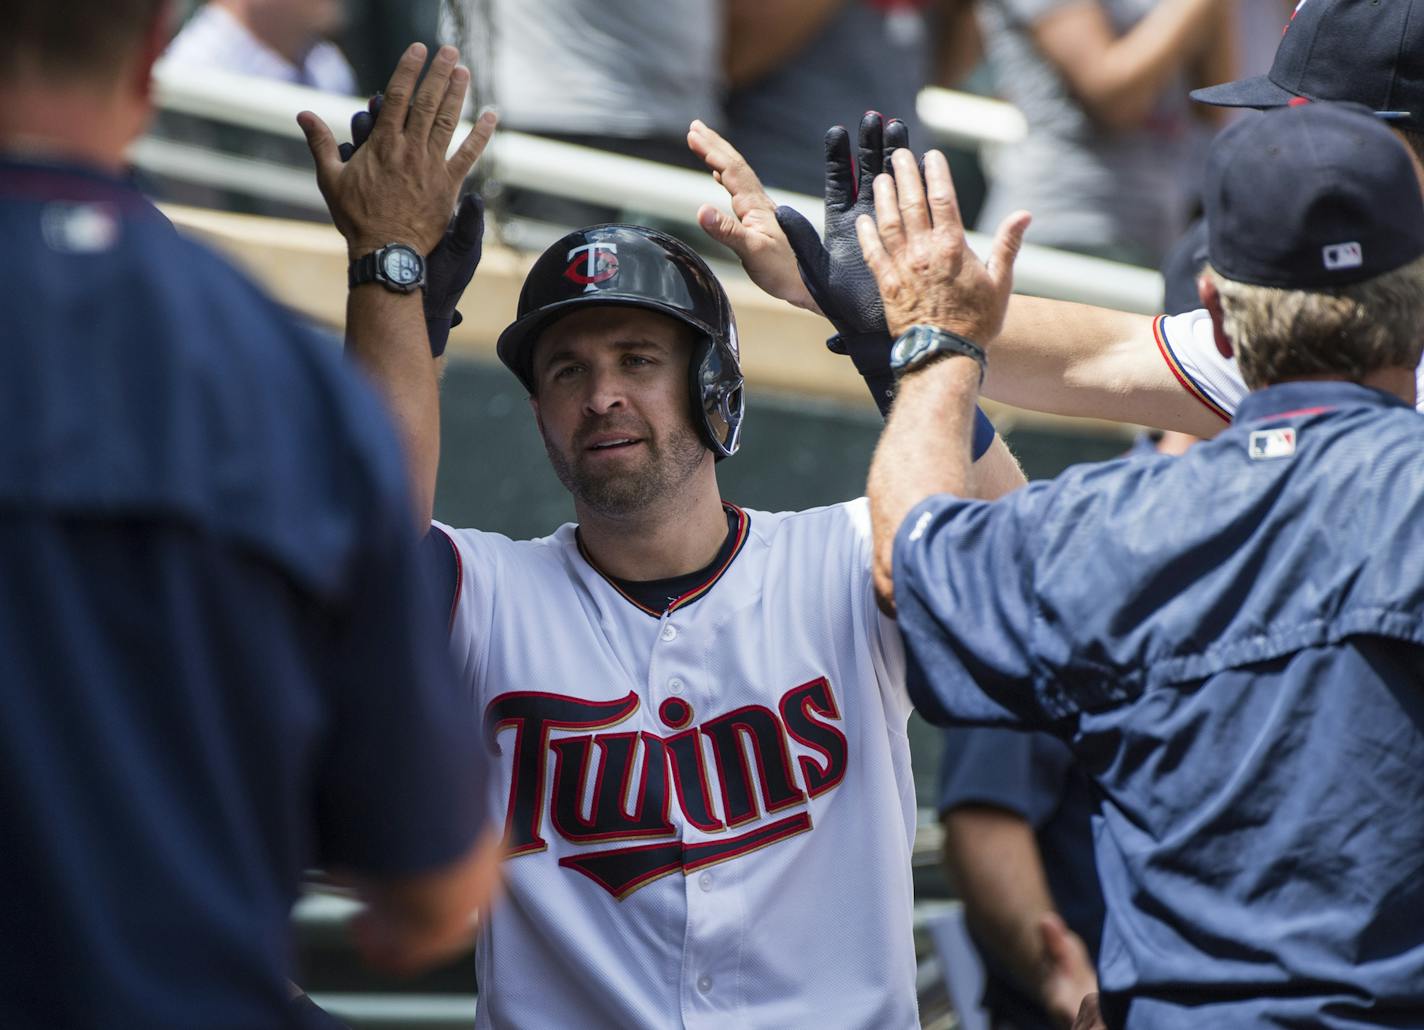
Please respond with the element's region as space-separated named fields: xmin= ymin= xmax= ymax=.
xmin=165 ymin=4 xmax=356 ymax=94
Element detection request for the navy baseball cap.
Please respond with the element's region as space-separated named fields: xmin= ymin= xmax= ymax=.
xmin=1191 ymin=0 xmax=1424 ymax=130
xmin=1204 ymin=103 xmax=1424 ymax=288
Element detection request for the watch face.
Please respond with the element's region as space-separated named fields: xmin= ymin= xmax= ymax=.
xmin=382 ymin=246 xmax=422 ymax=286
xmin=891 ymin=327 xmax=931 ymax=371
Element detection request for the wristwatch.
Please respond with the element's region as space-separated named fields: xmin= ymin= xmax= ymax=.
xmin=348 ymin=243 xmax=426 ymax=294
xmin=889 ymin=324 xmax=987 ymax=381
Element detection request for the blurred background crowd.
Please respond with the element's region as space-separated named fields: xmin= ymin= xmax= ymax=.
xmin=157 ymin=0 xmax=1292 ymax=265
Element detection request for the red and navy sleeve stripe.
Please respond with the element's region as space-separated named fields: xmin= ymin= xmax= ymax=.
xmin=1152 ymin=315 xmax=1232 ymax=424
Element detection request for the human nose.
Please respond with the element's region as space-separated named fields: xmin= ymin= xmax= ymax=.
xmin=581 ymin=364 xmax=627 ymax=415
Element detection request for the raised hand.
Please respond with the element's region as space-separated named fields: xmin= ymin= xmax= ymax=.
xmin=688 ymin=119 xmax=818 ymax=314
xmin=297 ymin=43 xmax=497 ymax=260
xmin=336 ymin=90 xmax=486 ymax=358
xmin=856 ymin=147 xmax=1030 ymax=347
xmin=775 ymin=111 xmax=910 ymax=341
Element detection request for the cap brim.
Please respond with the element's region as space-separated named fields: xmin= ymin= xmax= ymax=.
xmin=1190 ymin=74 xmax=1302 ymax=109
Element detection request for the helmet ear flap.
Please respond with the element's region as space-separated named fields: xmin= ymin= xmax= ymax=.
xmin=690 ymin=331 xmax=745 ymax=459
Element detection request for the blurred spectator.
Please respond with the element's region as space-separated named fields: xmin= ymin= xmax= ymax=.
xmin=466 ymin=0 xmax=722 ymax=169
xmin=724 ymin=0 xmax=980 ymax=197
xmin=165 ymin=0 xmax=357 ymax=93
xmin=974 ymin=0 xmax=1234 ymax=265
xmin=340 ymin=0 xmax=440 ymax=95
xmin=1159 ymin=215 xmax=1209 ymax=315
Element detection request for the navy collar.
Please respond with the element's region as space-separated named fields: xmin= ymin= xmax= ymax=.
xmin=0 ymin=154 xmax=149 ymax=208
xmin=1233 ymin=380 xmax=1411 ymax=425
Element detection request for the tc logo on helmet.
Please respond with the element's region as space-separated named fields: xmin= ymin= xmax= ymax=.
xmin=564 ymin=243 xmax=620 ymax=292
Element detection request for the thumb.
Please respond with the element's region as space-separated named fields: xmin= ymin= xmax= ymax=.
xmin=697 ymin=203 xmax=747 ymax=250
xmin=987 ymin=209 xmax=1032 ymax=295
xmin=1038 ymin=911 xmax=1084 ymax=975
xmin=776 ymin=205 xmax=828 ymax=277
xmin=1036 ymin=911 xmax=1070 ymax=968
xmin=297 ymin=111 xmax=341 ymax=182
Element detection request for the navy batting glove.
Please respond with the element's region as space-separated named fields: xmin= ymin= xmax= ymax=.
xmin=423 ymin=193 xmax=485 ymax=358
xmin=775 ymin=111 xmax=906 ymax=348
xmin=779 ymin=113 xmax=995 ymax=457
xmin=338 ymin=93 xmax=380 ymax=162
xmin=338 ymin=94 xmax=483 ymax=358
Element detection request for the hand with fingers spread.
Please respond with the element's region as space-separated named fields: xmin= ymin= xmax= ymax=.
xmin=689 ymin=112 xmax=909 ymax=342
xmin=338 ymin=91 xmax=487 ymax=358
xmin=857 ymin=148 xmax=1031 ymax=354
xmin=688 ymin=119 xmax=818 ymax=314
xmin=774 ymin=111 xmax=910 ymax=347
xmin=694 ymin=113 xmax=999 ymax=453
xmin=297 ymin=42 xmax=497 ymax=261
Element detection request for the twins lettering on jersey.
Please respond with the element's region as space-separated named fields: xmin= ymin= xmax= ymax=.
xmin=484 ymin=677 xmax=847 ymax=899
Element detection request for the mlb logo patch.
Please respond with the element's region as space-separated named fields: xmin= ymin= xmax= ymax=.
xmin=1249 ymin=428 xmax=1296 ymax=460
xmin=1322 ymin=241 xmax=1362 ymax=271
xmin=41 ymin=202 xmax=120 ymax=254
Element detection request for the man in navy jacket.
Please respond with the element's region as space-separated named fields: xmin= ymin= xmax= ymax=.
xmin=863 ymin=102 xmax=1424 ymax=1027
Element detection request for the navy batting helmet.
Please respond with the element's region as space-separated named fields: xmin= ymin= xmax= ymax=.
xmin=495 ymin=224 xmax=745 ymax=459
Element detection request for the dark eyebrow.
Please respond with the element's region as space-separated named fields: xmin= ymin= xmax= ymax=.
xmin=536 ymin=337 xmax=671 ymax=373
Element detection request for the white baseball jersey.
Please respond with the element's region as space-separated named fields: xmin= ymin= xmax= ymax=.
xmin=1154 ymin=308 xmax=1424 ymax=418
xmin=434 ymin=498 xmax=918 ymax=1029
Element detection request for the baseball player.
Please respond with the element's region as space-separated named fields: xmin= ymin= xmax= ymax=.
xmin=299 ymin=45 xmax=1033 ymax=1029
xmin=692 ymin=0 xmax=1424 ymax=437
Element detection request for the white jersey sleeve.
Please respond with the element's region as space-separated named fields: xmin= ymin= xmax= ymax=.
xmin=428 ymin=521 xmax=520 ymax=709
xmin=1155 ymin=308 xmax=1424 ymax=417
xmin=1153 ymin=309 xmax=1244 ymax=422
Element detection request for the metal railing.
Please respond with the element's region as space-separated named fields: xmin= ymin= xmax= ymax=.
xmin=142 ymin=61 xmax=1163 ymax=314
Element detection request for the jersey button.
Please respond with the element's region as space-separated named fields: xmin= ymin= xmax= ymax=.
xmin=668 ymin=677 xmax=684 ymax=694
xmin=698 ymin=872 xmax=713 ymax=891
xmin=660 ymin=624 xmax=678 ymax=642
xmin=697 ymin=975 xmax=713 ymax=994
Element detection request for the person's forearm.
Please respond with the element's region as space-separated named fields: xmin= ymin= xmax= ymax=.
xmin=1039 ymin=0 xmax=1224 ymax=130
xmin=1187 ymin=0 xmax=1237 ymax=126
xmin=942 ymin=807 xmax=1060 ymax=1000
xmin=724 ymin=0 xmax=846 ymax=88
xmin=352 ymin=826 xmax=502 ymax=976
xmin=981 ymin=296 xmax=1224 ymax=435
xmin=934 ymin=0 xmax=984 ymax=87
xmin=974 ymin=434 xmax=1027 ymax=500
xmin=868 ymin=355 xmax=981 ymax=607
xmin=345 ymin=286 xmax=441 ymax=530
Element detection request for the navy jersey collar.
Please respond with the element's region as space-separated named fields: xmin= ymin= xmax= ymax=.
xmin=0 ymin=153 xmax=148 ymax=206
xmin=1233 ymin=380 xmax=1411 ymax=424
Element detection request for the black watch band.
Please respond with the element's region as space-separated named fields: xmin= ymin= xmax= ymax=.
xmin=889 ymin=324 xmax=987 ymax=382
xmin=348 ymin=243 xmax=426 ymax=294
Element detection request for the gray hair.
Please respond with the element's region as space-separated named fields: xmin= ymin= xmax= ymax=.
xmin=1206 ymin=256 xmax=1424 ymax=389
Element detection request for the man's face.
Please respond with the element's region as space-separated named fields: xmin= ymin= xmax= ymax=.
xmin=529 ymin=304 xmax=712 ymax=515
xmin=529 ymin=307 xmax=710 ymax=518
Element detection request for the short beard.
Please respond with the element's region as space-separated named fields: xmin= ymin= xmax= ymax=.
xmin=544 ymin=420 xmax=708 ymax=519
